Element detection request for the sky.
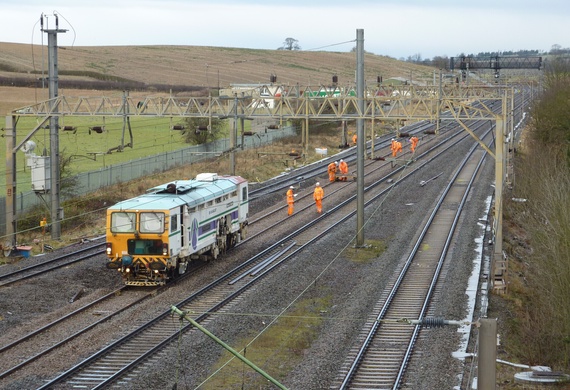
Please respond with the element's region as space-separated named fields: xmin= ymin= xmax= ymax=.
xmin=1 ymin=0 xmax=568 ymax=60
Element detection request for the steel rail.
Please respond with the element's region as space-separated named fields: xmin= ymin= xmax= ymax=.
xmin=0 ymin=243 xmax=104 ymax=287
xmin=28 ymin=93 xmax=524 ymax=386
xmin=36 ymin=120 xmax=472 ymax=389
xmin=337 ymin=128 xmax=492 ymax=389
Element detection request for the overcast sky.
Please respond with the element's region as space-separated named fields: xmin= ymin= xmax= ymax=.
xmin=2 ymin=0 xmax=568 ymax=59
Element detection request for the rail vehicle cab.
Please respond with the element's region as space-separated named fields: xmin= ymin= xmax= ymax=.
xmin=105 ymin=209 xmax=172 ymax=286
xmin=105 ymin=174 xmax=249 ymax=286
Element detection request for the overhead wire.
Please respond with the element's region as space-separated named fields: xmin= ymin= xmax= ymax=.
xmin=0 ymin=115 xmax=185 ymax=177
xmin=197 ymin=159 xmax=414 ymax=387
xmin=304 ymin=39 xmax=357 ymax=52
xmin=1 ymin=119 xmax=202 ymax=236
xmin=52 ymin=10 xmax=76 ymax=47
xmin=7 ymin=35 xmax=361 ymax=242
xmin=30 ymin=16 xmax=43 ymax=105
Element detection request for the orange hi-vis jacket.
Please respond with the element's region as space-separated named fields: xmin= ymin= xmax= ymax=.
xmin=313 ymin=186 xmax=324 ymax=201
xmin=314 ymin=185 xmax=324 ymax=212
xmin=287 ymin=188 xmax=295 ymax=204
xmin=391 ymin=140 xmax=398 ymax=157
xmin=410 ymin=136 xmax=419 ymax=152
xmin=286 ymin=188 xmax=295 ymax=215
xmin=328 ymin=162 xmax=338 ymax=181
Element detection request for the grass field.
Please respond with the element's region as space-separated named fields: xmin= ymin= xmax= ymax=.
xmin=1 ymin=87 xmax=260 ymax=191
xmin=0 ymin=42 xmax=435 ymax=92
xmin=12 ymin=115 xmax=190 ymax=159
xmin=3 ymin=111 xmax=229 ymax=192
xmin=1 ymin=42 xmax=434 ymax=192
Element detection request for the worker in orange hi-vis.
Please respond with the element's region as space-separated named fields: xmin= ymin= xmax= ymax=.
xmin=395 ymin=141 xmax=402 ymax=155
xmin=339 ymin=159 xmax=349 ymax=173
xmin=352 ymin=133 xmax=357 ymax=146
xmin=338 ymin=159 xmax=349 ymax=181
xmin=328 ymin=161 xmax=338 ymax=182
xmin=390 ymin=138 xmax=398 ymax=157
xmin=409 ymin=136 xmax=419 ymax=153
xmin=286 ymin=186 xmax=297 ymax=216
xmin=313 ymin=182 xmax=324 ymax=213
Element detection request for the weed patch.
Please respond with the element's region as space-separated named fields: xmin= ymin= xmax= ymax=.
xmin=206 ymin=295 xmax=331 ymax=388
xmin=342 ymin=239 xmax=386 ymax=264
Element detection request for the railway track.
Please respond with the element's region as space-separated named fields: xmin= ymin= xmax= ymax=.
xmin=247 ymin=123 xmax=460 ymax=230
xmin=0 ymin=242 xmax=104 ymax=287
xmin=0 ymin=124 xmax=451 ymax=387
xmin=247 ymin=120 xmax=441 ymax=200
xmin=0 ymin=286 xmax=140 ymax=380
xmin=33 ymin=117 xmax=488 ymax=389
xmin=0 ymin=92 xmax=530 ymax=388
xmin=332 ymin=129 xmax=493 ymax=389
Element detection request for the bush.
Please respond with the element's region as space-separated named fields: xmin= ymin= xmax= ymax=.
xmin=503 ymin=56 xmax=570 ymax=370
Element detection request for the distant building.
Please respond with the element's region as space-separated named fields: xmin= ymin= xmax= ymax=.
xmin=220 ymin=84 xmax=285 ymax=109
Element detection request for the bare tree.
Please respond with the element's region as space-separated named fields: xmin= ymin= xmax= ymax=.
xmin=550 ymin=44 xmax=562 ymax=54
xmin=432 ymin=55 xmax=449 ymax=70
xmin=406 ymin=53 xmax=422 ymax=63
xmin=278 ymin=38 xmax=301 ymax=51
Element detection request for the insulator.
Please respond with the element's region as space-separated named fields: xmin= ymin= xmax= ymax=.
xmin=243 ymin=131 xmax=253 ymax=136
xmin=332 ymin=75 xmax=338 ymax=84
xmin=270 ymin=74 xmax=277 ymax=83
xmin=171 ymin=125 xmax=185 ymax=130
xmin=267 ymin=124 xmax=279 ymax=129
xmin=197 ymin=125 xmax=208 ymax=131
xmin=420 ymin=317 xmax=445 ymax=328
xmin=398 ymin=132 xmax=410 ymax=138
xmin=63 ymin=126 xmax=76 ymax=131
xmin=424 ymin=130 xmax=436 ymax=135
xmin=90 ymin=126 xmax=104 ymax=134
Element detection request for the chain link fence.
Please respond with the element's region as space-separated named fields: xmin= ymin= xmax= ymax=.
xmin=1 ymin=126 xmax=297 ymax=235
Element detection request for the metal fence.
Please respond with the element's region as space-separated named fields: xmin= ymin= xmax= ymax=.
xmin=1 ymin=126 xmax=297 ymax=235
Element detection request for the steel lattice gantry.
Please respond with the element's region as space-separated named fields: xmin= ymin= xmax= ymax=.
xmin=11 ymin=84 xmax=505 ymax=121
xmin=450 ymin=55 xmax=543 ymax=71
xmin=5 ymin=84 xmax=513 ymax=289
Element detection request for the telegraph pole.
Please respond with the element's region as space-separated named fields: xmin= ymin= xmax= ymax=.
xmin=42 ymin=14 xmax=67 ymax=240
xmin=231 ymin=94 xmax=237 ymax=175
xmin=492 ymin=99 xmax=506 ymax=291
xmin=356 ymin=29 xmax=365 ymax=246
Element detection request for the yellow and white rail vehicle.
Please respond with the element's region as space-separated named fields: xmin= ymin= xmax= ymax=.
xmin=106 ymin=173 xmax=249 ymax=286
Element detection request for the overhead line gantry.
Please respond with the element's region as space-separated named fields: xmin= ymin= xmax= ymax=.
xmin=6 ymin=28 xmax=540 ymax=293
xmin=4 ymin=82 xmax=510 ymax=283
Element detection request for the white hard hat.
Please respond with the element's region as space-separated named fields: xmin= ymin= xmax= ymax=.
xmin=335 ymin=161 xmax=338 ymax=165
xmin=340 ymin=159 xmax=343 ymax=162
xmin=290 ymin=186 xmax=294 ymax=189
xmin=316 ymin=182 xmax=320 ymax=186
